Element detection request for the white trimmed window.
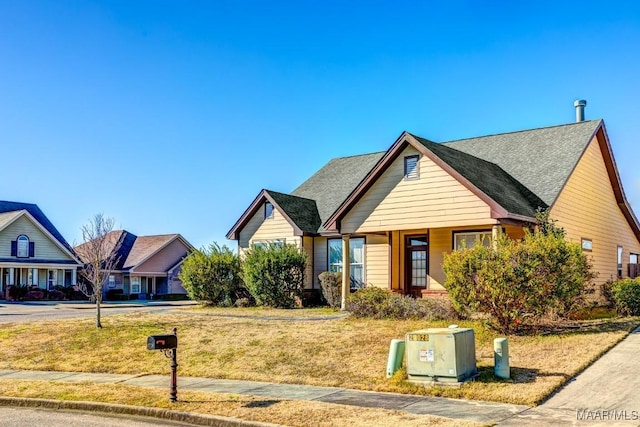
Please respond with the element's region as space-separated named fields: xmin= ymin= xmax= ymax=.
xmin=404 ymin=155 xmax=419 ymax=180
xmin=253 ymin=240 xmax=284 ymax=249
xmin=453 ymin=231 xmax=492 ymax=250
xmin=17 ymin=235 xmax=29 ymax=258
xmin=327 ymin=238 xmax=365 ymax=289
xmin=108 ymin=275 xmax=116 ymax=288
xmin=131 ymin=277 xmax=140 ymax=293
xmin=618 ymin=246 xmax=623 ymax=278
xmin=581 ymin=238 xmax=593 ymax=251
xmin=48 ymin=270 xmax=57 ymax=289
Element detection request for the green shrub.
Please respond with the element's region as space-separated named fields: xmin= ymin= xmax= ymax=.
xmin=25 ymin=290 xmax=44 ymax=301
xmin=8 ymin=284 xmax=27 ymax=301
xmin=346 ymin=287 xmax=456 ymax=320
xmin=179 ymin=243 xmax=245 ymax=306
xmin=242 ymin=243 xmax=307 ymax=309
xmin=610 ymin=278 xmax=640 ymax=315
xmin=318 ymin=271 xmax=342 ymax=308
xmin=442 ymin=211 xmax=595 ymax=334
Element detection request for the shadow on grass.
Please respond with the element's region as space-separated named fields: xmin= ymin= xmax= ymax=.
xmin=474 ymin=366 xmax=571 ymax=384
xmin=516 ymin=318 xmax=638 ymax=336
xmin=243 ymin=400 xmax=280 ymax=408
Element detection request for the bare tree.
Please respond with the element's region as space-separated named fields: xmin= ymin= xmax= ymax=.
xmin=75 ymin=214 xmax=119 ymax=328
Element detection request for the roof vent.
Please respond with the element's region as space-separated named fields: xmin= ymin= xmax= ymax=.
xmin=574 ymin=99 xmax=587 ymax=122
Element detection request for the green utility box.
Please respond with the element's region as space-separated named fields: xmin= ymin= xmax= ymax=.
xmin=405 ymin=328 xmax=477 ymax=383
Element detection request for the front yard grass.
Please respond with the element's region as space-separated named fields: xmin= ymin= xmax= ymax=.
xmin=0 ymin=307 xmax=636 ymax=406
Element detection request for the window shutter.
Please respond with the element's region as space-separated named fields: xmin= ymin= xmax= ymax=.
xmin=29 ymin=242 xmax=35 ymax=257
xmin=10 ymin=241 xmax=16 ymax=257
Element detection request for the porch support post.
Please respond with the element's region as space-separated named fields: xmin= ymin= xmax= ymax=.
xmin=492 ymin=225 xmax=502 ymax=251
xmin=71 ymin=269 xmax=77 ymax=286
xmin=341 ymin=235 xmax=351 ymax=311
xmin=8 ymin=268 xmax=14 ymax=286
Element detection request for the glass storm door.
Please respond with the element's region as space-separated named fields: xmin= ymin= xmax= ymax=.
xmin=405 ymin=235 xmax=428 ymax=297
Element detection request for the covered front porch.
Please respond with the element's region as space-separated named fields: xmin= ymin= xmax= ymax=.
xmin=337 ymin=223 xmax=527 ymax=307
xmin=0 ymin=264 xmax=78 ymax=299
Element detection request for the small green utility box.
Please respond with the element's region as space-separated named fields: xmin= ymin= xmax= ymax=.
xmin=405 ymin=328 xmax=477 ymax=383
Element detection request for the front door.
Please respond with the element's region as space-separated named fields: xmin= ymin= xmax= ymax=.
xmin=405 ymin=235 xmax=428 ymax=297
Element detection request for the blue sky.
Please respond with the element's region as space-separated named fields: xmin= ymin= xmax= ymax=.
xmin=1 ymin=1 xmax=640 ymax=248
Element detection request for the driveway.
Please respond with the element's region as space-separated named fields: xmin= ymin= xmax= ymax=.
xmin=499 ymin=327 xmax=640 ymax=426
xmin=0 ymin=301 xmax=196 ymax=323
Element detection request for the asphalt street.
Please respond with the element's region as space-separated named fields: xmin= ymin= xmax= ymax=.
xmin=0 ymin=301 xmax=195 ymax=323
xmin=0 ymin=407 xmax=196 ymax=426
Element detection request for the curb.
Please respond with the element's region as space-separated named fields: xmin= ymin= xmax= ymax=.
xmin=0 ymin=397 xmax=283 ymax=427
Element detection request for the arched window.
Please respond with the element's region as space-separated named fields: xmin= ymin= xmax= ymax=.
xmin=17 ymin=235 xmax=29 ymax=258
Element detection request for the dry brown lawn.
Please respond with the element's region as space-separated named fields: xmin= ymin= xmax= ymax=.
xmin=0 ymin=380 xmax=482 ymax=427
xmin=0 ymin=307 xmax=636 ymax=406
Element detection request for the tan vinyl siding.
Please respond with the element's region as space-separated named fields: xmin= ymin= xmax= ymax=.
xmin=0 ymin=215 xmax=73 ymax=261
xmin=551 ymin=135 xmax=640 ymax=285
xmin=238 ymin=205 xmax=299 ymax=252
xmin=313 ymin=237 xmax=327 ymax=288
xmin=341 ymin=146 xmax=496 ymax=234
xmin=365 ymin=234 xmax=389 ymax=288
xmin=135 ymin=238 xmax=189 ymax=273
xmin=302 ymin=236 xmax=314 ymax=289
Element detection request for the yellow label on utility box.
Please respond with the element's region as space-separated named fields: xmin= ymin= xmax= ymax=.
xmin=407 ymin=334 xmax=430 ymax=341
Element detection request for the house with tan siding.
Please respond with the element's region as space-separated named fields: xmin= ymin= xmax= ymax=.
xmin=75 ymin=230 xmax=193 ymax=299
xmin=0 ymin=201 xmax=82 ymax=299
xmin=227 ymin=101 xmax=640 ymax=307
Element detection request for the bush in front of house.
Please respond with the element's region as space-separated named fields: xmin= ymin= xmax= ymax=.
xmin=318 ymin=271 xmax=342 ymax=308
xmin=346 ymin=287 xmax=456 ymax=320
xmin=609 ymin=278 xmax=640 ymax=315
xmin=242 ymin=243 xmax=307 ymax=309
xmin=47 ymin=290 xmax=65 ymax=300
xmin=25 ymin=290 xmax=45 ymax=301
xmin=442 ymin=210 xmax=596 ymax=334
xmin=8 ymin=284 xmax=28 ymax=301
xmin=179 ymin=243 xmax=246 ymax=306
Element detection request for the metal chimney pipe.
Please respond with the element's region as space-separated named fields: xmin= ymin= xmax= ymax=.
xmin=574 ymin=99 xmax=587 ymax=122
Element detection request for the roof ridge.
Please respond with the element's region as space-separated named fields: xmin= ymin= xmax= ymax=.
xmin=329 ymin=151 xmax=386 ymax=161
xmin=265 ymin=189 xmax=318 ymax=203
xmin=440 ymin=119 xmax=602 ymax=145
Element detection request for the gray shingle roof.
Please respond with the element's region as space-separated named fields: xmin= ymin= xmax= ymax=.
xmin=76 ymin=230 xmax=183 ymax=272
xmin=0 ymin=201 xmax=74 ymax=253
xmin=442 ymin=120 xmax=601 ymax=205
xmin=292 ymin=152 xmax=385 ymax=232
xmin=265 ymin=190 xmax=321 ymax=235
xmin=412 ymin=134 xmax=548 ymax=218
xmin=231 ymin=120 xmax=602 ymax=237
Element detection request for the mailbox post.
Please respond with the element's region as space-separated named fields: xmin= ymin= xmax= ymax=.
xmin=147 ymin=328 xmax=178 ymax=402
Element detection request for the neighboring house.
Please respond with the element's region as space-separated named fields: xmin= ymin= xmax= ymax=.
xmin=75 ymin=230 xmax=193 ymax=298
xmin=227 ymin=101 xmax=640 ymax=302
xmin=0 ymin=201 xmax=82 ymax=299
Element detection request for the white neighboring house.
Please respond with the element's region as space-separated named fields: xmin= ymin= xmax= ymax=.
xmin=0 ymin=201 xmax=82 ymax=299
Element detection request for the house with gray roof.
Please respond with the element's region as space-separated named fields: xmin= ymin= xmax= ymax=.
xmin=227 ymin=101 xmax=640 ymax=306
xmin=75 ymin=230 xmax=193 ymax=299
xmin=0 ymin=201 xmax=82 ymax=299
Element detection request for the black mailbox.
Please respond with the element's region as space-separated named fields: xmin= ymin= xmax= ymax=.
xmin=147 ymin=334 xmax=178 ymax=350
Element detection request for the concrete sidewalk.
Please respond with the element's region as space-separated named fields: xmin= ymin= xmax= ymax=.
xmin=498 ymin=326 xmax=640 ymax=426
xmin=0 ymin=369 xmax=528 ymax=424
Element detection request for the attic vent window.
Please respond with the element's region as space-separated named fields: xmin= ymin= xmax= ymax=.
xmin=404 ymin=155 xmax=419 ymax=180
xmin=264 ymin=202 xmax=274 ymax=219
